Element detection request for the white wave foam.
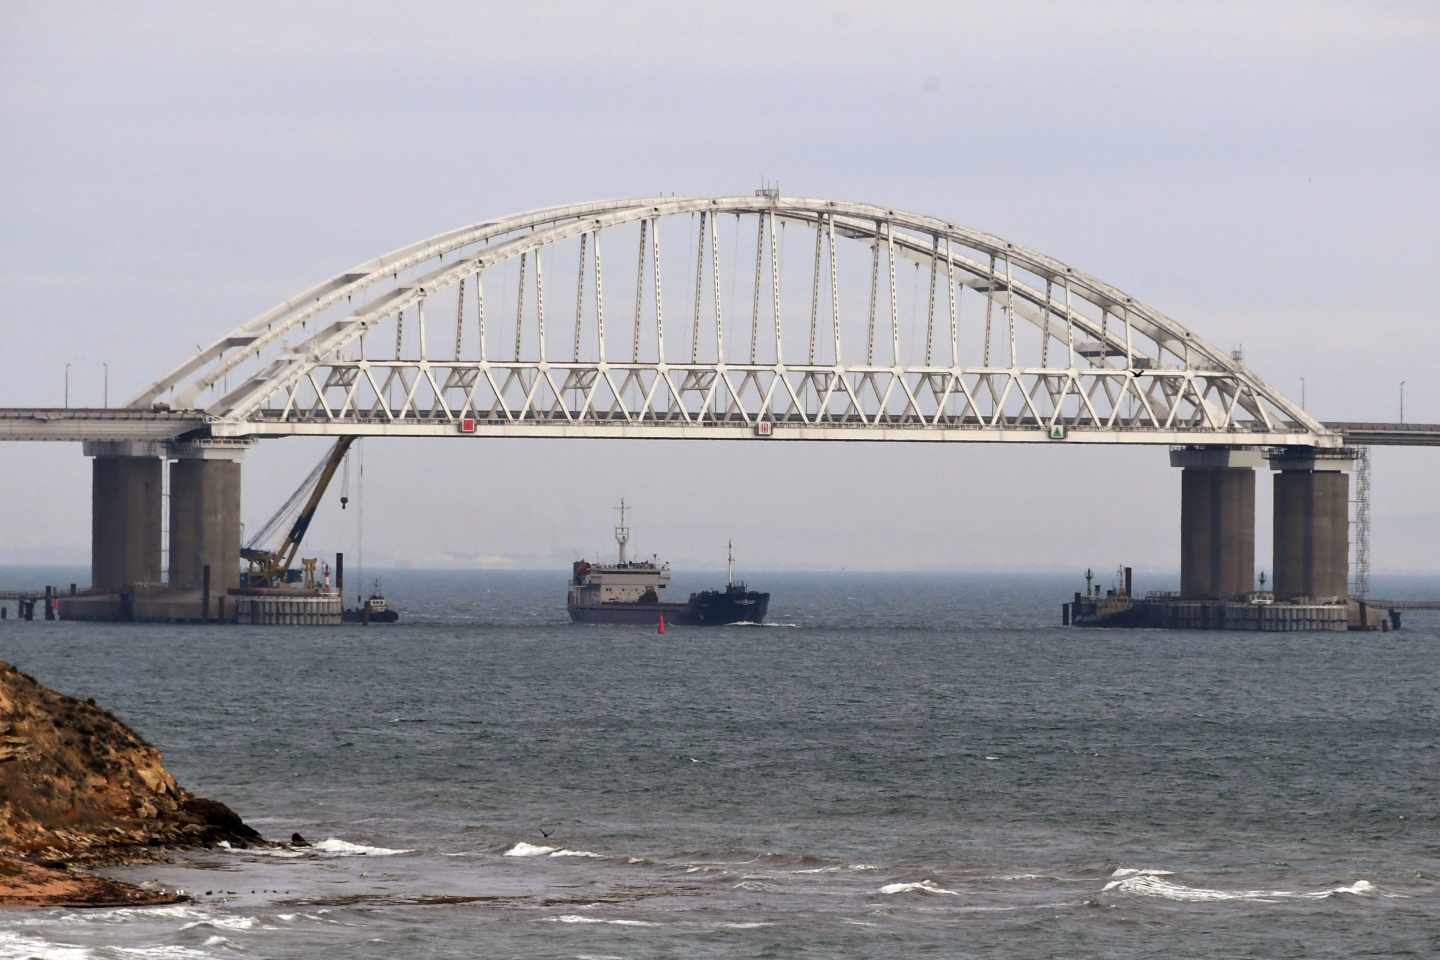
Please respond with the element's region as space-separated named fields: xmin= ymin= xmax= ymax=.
xmin=543 ymin=915 xmax=660 ymax=927
xmin=879 ymin=880 xmax=960 ymax=896
xmin=719 ymin=921 xmax=774 ymax=929
xmin=1103 ymin=869 xmax=1383 ymax=903
xmin=504 ymin=841 xmax=556 ymax=857
xmin=31 ymin=905 xmax=210 ymax=927
xmin=246 ymin=846 xmax=307 ymax=858
xmin=1331 ymin=879 xmax=1377 ymax=896
xmin=313 ymin=837 xmax=412 ymax=856
xmin=0 ymin=930 xmax=93 ymax=960
xmin=727 ymin=621 xmax=799 ymax=628
xmin=179 ymin=915 xmax=257 ymax=932
xmin=202 ymin=936 xmax=229 ymax=947
xmin=1109 ymin=866 xmax=1175 ymax=879
xmin=503 ymin=841 xmax=606 ymax=859
xmin=793 ymin=863 xmax=879 ymax=874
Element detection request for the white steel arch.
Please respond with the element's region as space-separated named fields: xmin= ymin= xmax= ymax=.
xmin=131 ymin=194 xmax=1338 ymax=447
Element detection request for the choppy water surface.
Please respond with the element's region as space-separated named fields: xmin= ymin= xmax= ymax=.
xmin=2 ymin=569 xmax=1438 ymax=958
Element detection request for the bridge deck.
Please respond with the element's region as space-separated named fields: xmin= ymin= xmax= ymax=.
xmin=0 ymin=408 xmax=206 ymax=442
xmin=1324 ymin=422 xmax=1440 ymax=446
xmin=2 ymin=409 xmax=1435 ymax=446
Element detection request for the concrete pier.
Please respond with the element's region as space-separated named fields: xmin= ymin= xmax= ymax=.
xmin=168 ymin=444 xmax=245 ymax=596
xmin=1171 ymin=447 xmax=1260 ymax=600
xmin=84 ymin=441 xmax=164 ymax=593
xmin=1271 ymin=448 xmax=1353 ymax=602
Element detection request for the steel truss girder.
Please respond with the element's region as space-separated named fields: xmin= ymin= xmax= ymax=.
xmin=132 ymin=195 xmax=1335 ymax=447
xmin=216 ymin=358 xmax=1339 ymax=447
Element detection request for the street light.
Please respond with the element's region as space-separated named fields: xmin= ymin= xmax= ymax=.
xmin=64 ymin=363 xmax=71 ymax=409
xmin=102 ymin=362 xmax=109 ymax=408
xmin=1400 ymin=380 xmax=1406 ymax=424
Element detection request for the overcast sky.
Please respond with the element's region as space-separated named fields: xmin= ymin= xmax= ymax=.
xmin=2 ymin=1 xmax=1437 ymax=576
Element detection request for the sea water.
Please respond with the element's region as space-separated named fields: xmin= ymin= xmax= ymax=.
xmin=1 ymin=569 xmax=1437 ymax=958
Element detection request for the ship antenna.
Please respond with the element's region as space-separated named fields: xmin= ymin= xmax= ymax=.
xmin=727 ymin=539 xmax=735 ymax=588
xmin=615 ymin=498 xmax=630 ymax=564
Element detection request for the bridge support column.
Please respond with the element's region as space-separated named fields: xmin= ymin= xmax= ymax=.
xmin=83 ymin=441 xmax=165 ymax=593
xmin=1270 ymin=448 xmax=1353 ymax=602
xmin=168 ymin=442 xmax=247 ymax=595
xmin=1170 ymin=447 xmax=1260 ymax=600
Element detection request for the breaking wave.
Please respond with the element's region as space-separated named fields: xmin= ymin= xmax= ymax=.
xmin=1108 ymin=867 xmax=1175 ymax=879
xmin=542 ymin=915 xmax=661 ymax=926
xmin=503 ymin=841 xmax=606 ymax=858
xmin=0 ymin=929 xmax=219 ymax=959
xmin=312 ymin=837 xmax=413 ymax=856
xmin=178 ymin=915 xmax=259 ymax=932
xmin=1103 ymin=868 xmax=1382 ymax=902
xmin=879 ymin=880 xmax=961 ymax=896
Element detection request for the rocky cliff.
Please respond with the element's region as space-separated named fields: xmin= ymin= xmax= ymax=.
xmin=1 ymin=660 xmax=263 ymax=905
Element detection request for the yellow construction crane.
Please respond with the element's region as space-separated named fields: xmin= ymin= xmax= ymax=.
xmin=241 ymin=437 xmax=355 ymax=588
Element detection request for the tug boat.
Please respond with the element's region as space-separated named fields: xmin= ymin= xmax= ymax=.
xmin=567 ymin=501 xmax=770 ymax=627
xmin=343 ymin=582 xmax=399 ymax=623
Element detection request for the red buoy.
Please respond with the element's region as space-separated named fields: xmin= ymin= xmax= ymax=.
xmin=657 ymin=612 xmax=666 ymax=635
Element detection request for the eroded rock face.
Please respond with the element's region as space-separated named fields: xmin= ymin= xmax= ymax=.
xmin=0 ymin=661 xmax=262 ymax=865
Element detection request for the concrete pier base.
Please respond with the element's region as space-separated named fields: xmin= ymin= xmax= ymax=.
xmin=66 ymin=440 xmax=252 ymax=623
xmin=1170 ymin=447 xmax=1260 ymax=600
xmin=1270 ymin=448 xmax=1353 ymax=602
xmin=84 ymin=441 xmax=165 ymax=593
xmin=168 ymin=444 xmax=246 ymax=597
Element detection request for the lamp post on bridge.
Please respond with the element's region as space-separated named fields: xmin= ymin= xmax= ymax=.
xmin=103 ymin=362 xmax=109 ymax=408
xmin=64 ymin=363 xmax=70 ymax=409
xmin=1400 ymin=380 xmax=1406 ymax=424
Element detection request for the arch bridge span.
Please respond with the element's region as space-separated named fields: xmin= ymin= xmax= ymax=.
xmin=133 ymin=194 xmax=1336 ymax=448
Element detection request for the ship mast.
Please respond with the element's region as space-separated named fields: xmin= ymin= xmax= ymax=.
xmin=727 ymin=539 xmax=735 ymax=587
xmin=615 ymin=498 xmax=630 ymax=564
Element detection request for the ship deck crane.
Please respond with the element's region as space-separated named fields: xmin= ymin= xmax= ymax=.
xmin=241 ymin=437 xmax=355 ymax=588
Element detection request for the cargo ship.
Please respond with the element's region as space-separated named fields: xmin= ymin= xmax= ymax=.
xmin=567 ymin=501 xmax=770 ymax=626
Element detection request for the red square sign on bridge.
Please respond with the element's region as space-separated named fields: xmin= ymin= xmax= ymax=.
xmin=459 ymin=417 xmax=476 ymax=434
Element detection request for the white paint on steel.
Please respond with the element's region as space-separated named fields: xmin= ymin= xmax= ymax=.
xmin=119 ymin=195 xmax=1333 ymax=447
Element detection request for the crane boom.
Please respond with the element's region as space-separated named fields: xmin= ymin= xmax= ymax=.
xmin=241 ymin=437 xmax=355 ymax=587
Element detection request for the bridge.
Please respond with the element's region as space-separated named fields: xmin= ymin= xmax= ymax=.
xmin=0 ymin=194 xmax=1430 ymax=620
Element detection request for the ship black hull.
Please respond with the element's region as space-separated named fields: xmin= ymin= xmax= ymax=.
xmin=687 ymin=589 xmax=770 ymax=625
xmin=342 ymin=608 xmax=399 ymax=623
xmin=568 ymin=590 xmax=770 ymax=627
